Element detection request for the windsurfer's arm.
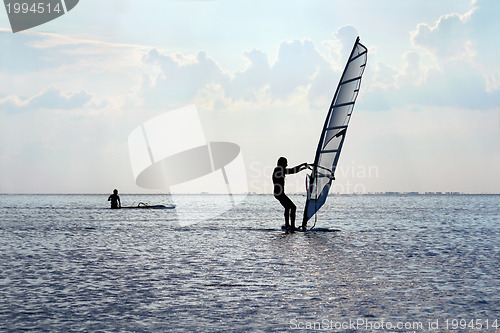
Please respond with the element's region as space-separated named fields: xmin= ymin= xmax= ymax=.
xmin=286 ymin=163 xmax=308 ymax=174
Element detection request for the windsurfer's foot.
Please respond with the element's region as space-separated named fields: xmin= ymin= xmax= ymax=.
xmin=282 ymin=224 xmax=298 ymax=232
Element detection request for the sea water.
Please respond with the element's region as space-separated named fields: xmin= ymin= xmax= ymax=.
xmin=0 ymin=194 xmax=499 ymax=332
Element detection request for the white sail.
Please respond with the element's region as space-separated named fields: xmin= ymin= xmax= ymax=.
xmin=303 ymin=37 xmax=367 ymax=225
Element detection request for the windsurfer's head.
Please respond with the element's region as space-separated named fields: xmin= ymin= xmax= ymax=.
xmin=113 ymin=189 xmax=118 ymax=194
xmin=277 ymin=157 xmax=288 ymax=167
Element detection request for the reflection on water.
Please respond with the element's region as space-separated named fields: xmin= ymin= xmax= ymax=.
xmin=0 ymin=194 xmax=499 ymax=331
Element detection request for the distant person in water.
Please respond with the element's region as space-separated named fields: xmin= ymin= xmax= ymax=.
xmin=108 ymin=189 xmax=121 ymax=209
xmin=272 ymin=157 xmax=308 ymax=232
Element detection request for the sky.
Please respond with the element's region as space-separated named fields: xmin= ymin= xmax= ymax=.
xmin=0 ymin=0 xmax=499 ymax=194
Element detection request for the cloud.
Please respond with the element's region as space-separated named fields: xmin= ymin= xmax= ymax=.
xmin=268 ymin=39 xmax=328 ymax=99
xmin=141 ymin=49 xmax=229 ymax=106
xmin=411 ymin=0 xmax=500 ymax=92
xmin=396 ymin=52 xmax=427 ymax=87
xmin=0 ymin=28 xmax=150 ymax=113
xmin=0 ymin=88 xmax=93 ymax=114
xmin=4 ymin=15 xmax=496 ymax=117
xmin=141 ymin=38 xmax=336 ymax=109
xmin=135 ymin=20 xmax=492 ymax=115
xmin=223 ymin=49 xmax=271 ymax=101
xmin=0 ymin=29 xmax=59 ymax=73
xmin=412 ymin=12 xmax=476 ymax=63
xmin=229 ymin=38 xmax=333 ymax=104
xmin=332 ymin=25 xmax=360 ymax=61
xmin=360 ymin=0 xmax=500 ymax=111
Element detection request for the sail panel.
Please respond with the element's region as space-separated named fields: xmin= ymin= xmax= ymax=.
xmin=303 ymin=37 xmax=367 ymax=224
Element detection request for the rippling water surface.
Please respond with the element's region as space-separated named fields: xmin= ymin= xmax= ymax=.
xmin=0 ymin=194 xmax=499 ymax=332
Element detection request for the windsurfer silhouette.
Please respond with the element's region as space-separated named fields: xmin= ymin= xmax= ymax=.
xmin=272 ymin=157 xmax=308 ymax=232
xmin=108 ymin=189 xmax=121 ymax=209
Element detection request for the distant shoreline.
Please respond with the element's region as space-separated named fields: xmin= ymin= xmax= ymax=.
xmin=1 ymin=192 xmax=499 ymax=196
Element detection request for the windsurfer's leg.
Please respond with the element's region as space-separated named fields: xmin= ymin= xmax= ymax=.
xmin=290 ymin=204 xmax=296 ymax=229
xmin=276 ymin=194 xmax=295 ymax=229
xmin=281 ymin=195 xmax=296 ymax=230
xmin=284 ymin=208 xmax=290 ymax=227
xmin=301 ymin=212 xmax=307 ymax=228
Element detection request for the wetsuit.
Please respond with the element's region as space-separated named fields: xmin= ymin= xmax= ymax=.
xmin=272 ymin=165 xmax=302 ymax=228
